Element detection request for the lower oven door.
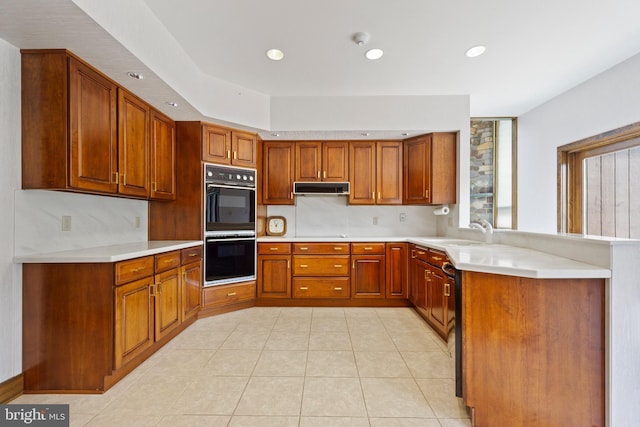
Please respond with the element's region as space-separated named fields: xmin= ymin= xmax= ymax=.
xmin=205 ymin=237 xmax=256 ymax=286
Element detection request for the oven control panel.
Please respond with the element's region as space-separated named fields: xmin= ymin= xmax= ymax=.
xmin=205 ymin=164 xmax=255 ymax=188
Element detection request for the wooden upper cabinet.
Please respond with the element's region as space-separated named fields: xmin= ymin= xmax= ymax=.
xmin=150 ymin=109 xmax=176 ymax=200
xmin=263 ymin=141 xmax=295 ymax=205
xmin=296 ymin=141 xmax=348 ymax=182
xmin=68 ymin=56 xmax=118 ymax=194
xmin=202 ymin=124 xmax=256 ymax=167
xmin=349 ymin=141 xmax=402 ymax=205
xmin=118 ymin=88 xmax=150 ymax=198
xmin=403 ymin=132 xmax=457 ymax=205
xmin=202 ymin=124 xmax=232 ymax=164
xmin=232 ymin=131 xmax=257 ymax=168
xmin=377 ymin=141 xmax=403 ymax=204
xmin=349 ymin=142 xmax=376 ymax=204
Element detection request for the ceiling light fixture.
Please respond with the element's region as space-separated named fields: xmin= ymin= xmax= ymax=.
xmin=352 ymin=32 xmax=370 ymax=46
xmin=127 ymin=71 xmax=144 ymax=79
xmin=365 ymin=48 xmax=384 ymax=60
xmin=166 ymin=101 xmax=178 ymax=107
xmin=271 ymin=133 xmax=280 ymax=137
xmin=465 ymin=45 xmax=486 ymax=58
xmin=266 ymin=48 xmax=284 ymax=61
xmin=361 ymin=132 xmax=370 ymax=136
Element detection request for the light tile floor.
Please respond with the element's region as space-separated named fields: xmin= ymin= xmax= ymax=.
xmin=13 ymin=307 xmax=471 ymax=427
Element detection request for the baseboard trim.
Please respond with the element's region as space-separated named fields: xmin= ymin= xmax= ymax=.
xmin=0 ymin=374 xmax=23 ymax=403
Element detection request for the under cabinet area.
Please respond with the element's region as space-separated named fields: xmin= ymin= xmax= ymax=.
xmin=21 ymin=49 xmax=176 ymax=200
xmin=21 ymin=244 xmax=202 ymax=393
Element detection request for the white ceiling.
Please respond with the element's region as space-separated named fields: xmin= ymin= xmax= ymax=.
xmin=2 ymin=0 xmax=640 ymax=137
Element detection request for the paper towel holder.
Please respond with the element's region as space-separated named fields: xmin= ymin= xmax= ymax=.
xmin=433 ymin=205 xmax=450 ymax=216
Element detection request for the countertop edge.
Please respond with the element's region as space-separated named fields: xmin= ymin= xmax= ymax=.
xmin=14 ymin=240 xmax=203 ymax=263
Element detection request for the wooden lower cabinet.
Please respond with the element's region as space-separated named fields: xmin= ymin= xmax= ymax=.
xmin=202 ymin=282 xmax=256 ymax=309
xmin=293 ymin=277 xmax=350 ymax=298
xmin=351 ymin=243 xmax=386 ymax=298
xmin=462 ymin=271 xmax=604 ymax=427
xmin=257 ymin=243 xmax=292 ymax=298
xmin=408 ymin=245 xmax=454 ymax=341
xmin=22 ymin=246 xmax=202 ymax=393
xmin=386 ymin=243 xmax=408 ymax=298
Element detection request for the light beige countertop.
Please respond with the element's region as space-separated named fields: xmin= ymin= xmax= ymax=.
xmin=258 ymin=236 xmax=611 ymax=279
xmin=14 ymin=240 xmax=203 ymax=263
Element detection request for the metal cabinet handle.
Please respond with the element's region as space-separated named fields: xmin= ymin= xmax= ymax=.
xmin=333 ymin=247 xmax=343 ymax=251
xmin=300 ymin=264 xmax=308 ymax=268
xmin=132 ymin=267 xmax=146 ymax=272
xmin=444 ymin=282 xmax=451 ymax=297
xmin=269 ymin=247 xmax=279 ymax=251
xmin=188 ymin=252 xmax=198 ymax=257
xmin=227 ymin=292 xmax=237 ymax=297
xmin=299 ymin=287 xmax=308 ymax=290
xmin=432 ymin=256 xmax=443 ymax=261
xmin=364 ymin=247 xmax=373 ymax=251
xmin=334 ymin=287 xmax=343 ymax=291
xmin=299 ymin=247 xmax=309 ymax=251
xmin=333 ymin=264 xmax=343 ymax=268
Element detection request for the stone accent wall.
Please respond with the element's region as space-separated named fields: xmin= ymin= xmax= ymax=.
xmin=470 ymin=120 xmax=494 ymax=224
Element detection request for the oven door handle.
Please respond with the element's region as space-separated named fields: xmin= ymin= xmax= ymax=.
xmin=206 ymin=236 xmax=256 ymax=242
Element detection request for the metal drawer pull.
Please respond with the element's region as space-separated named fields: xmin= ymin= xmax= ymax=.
xmin=269 ymin=247 xmax=279 ymax=251
xmin=227 ymin=292 xmax=237 ymax=297
xmin=163 ymin=259 xmax=176 ymax=263
xmin=334 ymin=287 xmax=343 ymax=291
xmin=333 ymin=247 xmax=343 ymax=251
xmin=299 ymin=247 xmax=309 ymax=251
xmin=300 ymin=264 xmax=309 ymax=268
xmin=132 ymin=267 xmax=146 ymax=272
xmin=444 ymin=283 xmax=451 ymax=297
xmin=334 ymin=264 xmax=343 ymax=268
xmin=417 ymin=251 xmax=426 ymax=255
xmin=299 ymin=287 xmax=309 ymax=290
xmin=188 ymin=253 xmax=198 ymax=257
xmin=364 ymin=247 xmax=373 ymax=251
xmin=432 ymin=256 xmax=443 ymax=261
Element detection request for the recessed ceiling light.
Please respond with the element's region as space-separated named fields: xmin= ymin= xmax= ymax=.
xmin=127 ymin=71 xmax=144 ymax=79
xmin=365 ymin=48 xmax=384 ymax=60
xmin=271 ymin=133 xmax=280 ymax=137
xmin=266 ymin=48 xmax=284 ymax=61
xmin=465 ymin=45 xmax=486 ymax=58
xmin=166 ymin=101 xmax=178 ymax=107
xmin=361 ymin=132 xmax=370 ymax=136
xmin=402 ymin=132 xmax=409 ymax=136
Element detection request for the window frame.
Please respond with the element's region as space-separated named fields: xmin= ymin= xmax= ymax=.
xmin=557 ymin=121 xmax=640 ymax=234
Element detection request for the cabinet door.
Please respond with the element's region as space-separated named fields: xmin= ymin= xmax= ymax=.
xmin=68 ymin=57 xmax=118 ymax=193
xmin=202 ymin=124 xmax=232 ymax=164
xmin=414 ymin=260 xmax=428 ymax=312
xmin=349 ymin=142 xmax=376 ymax=205
xmin=182 ymin=260 xmax=202 ymax=322
xmin=296 ymin=141 xmax=322 ymax=181
xmin=377 ymin=141 xmax=403 ymax=204
xmin=323 ymin=141 xmax=349 ymax=181
xmin=430 ymin=132 xmax=457 ymax=204
xmin=386 ymin=243 xmax=407 ymax=298
xmin=232 ymin=131 xmax=257 ymax=168
xmin=257 ymin=255 xmax=291 ymax=298
xmin=263 ymin=141 xmax=295 ymax=205
xmin=118 ymin=89 xmax=150 ymax=197
xmin=155 ymin=268 xmax=182 ymax=341
xmin=403 ymin=135 xmax=430 ymax=204
xmin=114 ymin=277 xmax=154 ymax=369
xmin=150 ymin=109 xmax=176 ymax=200
xmin=427 ymin=264 xmax=447 ymax=337
xmin=351 ymin=255 xmax=385 ymax=298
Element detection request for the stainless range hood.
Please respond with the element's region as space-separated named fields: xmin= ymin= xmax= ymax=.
xmin=293 ymin=181 xmax=350 ymax=195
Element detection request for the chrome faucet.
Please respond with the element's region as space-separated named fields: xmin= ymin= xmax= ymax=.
xmin=469 ymin=218 xmax=494 ymax=242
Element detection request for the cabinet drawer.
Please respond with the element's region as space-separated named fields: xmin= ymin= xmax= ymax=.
xmin=293 ymin=255 xmax=350 ymax=276
xmin=351 ymin=243 xmax=385 ymax=254
xmin=428 ymin=249 xmax=448 ymax=268
xmin=258 ymin=243 xmax=292 ymax=255
xmin=293 ymin=277 xmax=350 ymax=298
xmin=412 ymin=246 xmax=429 ymax=262
xmin=293 ymin=243 xmax=349 ymax=254
xmin=181 ymin=246 xmax=203 ymax=263
xmin=203 ymin=282 xmax=256 ymax=307
xmin=115 ymin=256 xmax=154 ymax=285
xmin=155 ymin=250 xmax=181 ymax=273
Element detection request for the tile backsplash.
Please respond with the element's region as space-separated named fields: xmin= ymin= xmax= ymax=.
xmin=266 ymin=196 xmax=438 ymax=237
xmin=14 ymin=190 xmax=147 ymax=256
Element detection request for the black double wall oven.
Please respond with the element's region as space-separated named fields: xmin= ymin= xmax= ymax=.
xmin=204 ymin=164 xmax=256 ymax=287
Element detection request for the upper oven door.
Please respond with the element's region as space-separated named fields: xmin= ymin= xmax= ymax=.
xmin=205 ymin=185 xmax=256 ymax=232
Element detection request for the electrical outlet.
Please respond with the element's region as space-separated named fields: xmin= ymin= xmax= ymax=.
xmin=373 ymin=216 xmax=379 ymax=225
xmin=135 ymin=216 xmax=141 ymax=228
xmin=61 ymin=215 xmax=72 ymax=232
xmin=399 ymin=213 xmax=407 ymax=222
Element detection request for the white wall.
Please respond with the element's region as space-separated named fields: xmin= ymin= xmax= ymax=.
xmin=0 ymin=39 xmax=22 ymax=383
xmin=517 ymin=53 xmax=640 ymax=233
